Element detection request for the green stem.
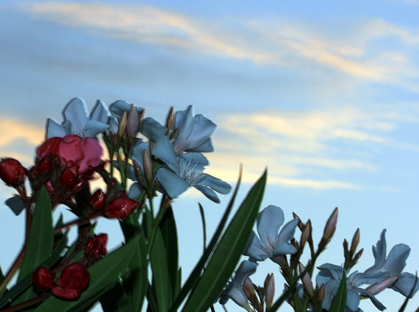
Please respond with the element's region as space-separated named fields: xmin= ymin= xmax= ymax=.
xmin=0 ymin=248 xmax=25 ymax=297
xmin=146 ymin=203 xmax=167 ymax=254
xmin=0 ymin=295 xmax=45 ymax=312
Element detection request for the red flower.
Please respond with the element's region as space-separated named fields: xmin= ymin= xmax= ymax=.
xmin=33 ymin=266 xmax=55 ymax=292
xmin=89 ymin=189 xmax=106 ymax=211
xmin=52 ymin=263 xmax=90 ymax=300
xmin=85 ymin=234 xmax=108 ymax=259
xmin=0 ymin=158 xmax=26 ymax=186
xmin=37 ymin=135 xmax=103 ymax=175
xmin=37 ymin=155 xmax=53 ymax=175
xmin=103 ymin=196 xmax=138 ymax=220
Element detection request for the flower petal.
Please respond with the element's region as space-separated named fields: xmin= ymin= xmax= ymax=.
xmin=243 ymin=232 xmax=270 ymax=261
xmin=83 ymin=120 xmax=110 ymax=137
xmin=199 ymin=174 xmax=231 ymax=194
xmin=357 ymin=288 xmax=386 ymax=311
xmin=365 ymin=229 xmax=387 ymax=274
xmin=180 ymin=153 xmax=209 ymax=169
xmin=273 ymin=243 xmax=297 ymax=256
xmin=128 ymin=182 xmax=143 ymax=200
xmin=46 ymin=118 xmax=67 ymax=139
xmin=156 ymin=168 xmax=190 ymax=198
xmin=187 ymin=139 xmax=214 ymax=153
xmin=381 ymin=244 xmax=410 ymax=275
xmin=277 ymin=217 xmax=299 ymax=243
xmin=391 ymin=272 xmax=419 ymax=297
xmin=346 ymin=289 xmax=361 ymax=311
xmin=90 ymin=100 xmax=111 ymax=124
xmin=62 ymin=98 xmax=89 ymax=135
xmin=256 ymin=205 xmax=285 ymax=248
xmin=152 ymin=135 xmax=179 ymax=174
xmin=194 ymin=184 xmax=220 ymax=203
xmin=141 ymin=117 xmax=167 ymax=142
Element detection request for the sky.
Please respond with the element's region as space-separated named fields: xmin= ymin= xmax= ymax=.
xmin=1 ymin=1 xmax=419 ymax=311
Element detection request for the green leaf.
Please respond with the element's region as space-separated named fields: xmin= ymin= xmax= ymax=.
xmin=169 ymin=167 xmax=242 ymax=312
xmin=120 ymin=213 xmax=148 ymax=312
xmin=0 ymin=231 xmax=68 ymax=309
xmin=150 ymin=228 xmax=172 ymax=312
xmin=330 ymin=274 xmax=347 ymax=312
xmin=399 ymin=272 xmax=418 ymax=312
xmin=160 ymin=206 xmax=179 ymax=298
xmin=182 ymin=170 xmax=267 ymax=312
xmin=100 ymin=283 xmax=135 ymax=312
xmin=13 ymin=186 xmax=53 ymax=305
xmin=34 ymin=236 xmax=139 ymax=312
xmin=198 ymin=203 xmax=207 ymax=253
xmin=0 ymin=266 xmax=4 ymax=285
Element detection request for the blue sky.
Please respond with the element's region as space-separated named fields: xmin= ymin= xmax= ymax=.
xmin=1 ymin=1 xmax=419 ymax=311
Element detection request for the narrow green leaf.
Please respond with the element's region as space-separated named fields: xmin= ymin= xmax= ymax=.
xmin=0 ymin=266 xmax=4 ymax=285
xmin=34 ymin=236 xmax=139 ymax=312
xmin=182 ymin=170 xmax=267 ymax=312
xmin=120 ymin=213 xmax=148 ymax=312
xmin=169 ymin=167 xmax=242 ymax=312
xmin=147 ymin=284 xmax=159 ymax=312
xmin=0 ymin=231 xmax=68 ymax=309
xmin=18 ymin=186 xmax=53 ymax=282
xmin=100 ymin=283 xmax=135 ymax=312
xmin=399 ymin=273 xmax=418 ymax=312
xmin=150 ymin=228 xmax=171 ymax=311
xmin=13 ymin=186 xmax=53 ymax=306
xmin=160 ymin=206 xmax=179 ymax=298
xmin=330 ymin=274 xmax=347 ymax=312
xmin=198 ymin=203 xmax=207 ymax=253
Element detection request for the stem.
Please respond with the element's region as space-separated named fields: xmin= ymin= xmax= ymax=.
xmin=0 ymin=248 xmax=26 ymax=297
xmin=0 ymin=295 xmax=45 ymax=312
xmin=54 ymin=212 xmax=101 ymax=234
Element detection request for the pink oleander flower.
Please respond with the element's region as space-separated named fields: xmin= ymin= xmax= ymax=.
xmin=33 ymin=266 xmax=55 ymax=292
xmin=0 ymin=158 xmax=26 ymax=186
xmin=52 ymin=263 xmax=90 ymax=300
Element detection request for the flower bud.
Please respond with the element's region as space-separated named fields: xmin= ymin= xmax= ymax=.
xmin=243 ymin=278 xmax=258 ymax=307
xmin=117 ymin=111 xmax=128 ymax=138
xmin=37 ymin=155 xmax=52 ymax=175
xmin=166 ymin=106 xmax=175 ymax=133
xmin=366 ymin=276 xmax=399 ymax=295
xmin=293 ymin=212 xmax=304 ymax=231
xmin=33 ymin=266 xmax=55 ymax=292
xmin=0 ymin=158 xmax=26 ymax=186
xmin=300 ymin=220 xmax=311 ymax=250
xmin=264 ymin=273 xmax=275 ymax=310
xmin=52 ymin=263 xmax=90 ymax=300
xmin=323 ymin=207 xmax=338 ymax=241
xmin=143 ymin=149 xmax=153 ymax=186
xmin=60 ymin=165 xmax=79 ymax=191
xmin=103 ymin=196 xmax=139 ymax=219
xmin=350 ymin=228 xmax=360 ymax=254
xmin=353 ymin=248 xmax=364 ymax=262
xmin=127 ymin=104 xmax=139 ymax=138
xmin=299 ymin=263 xmax=314 ymax=297
xmin=90 ymin=189 xmax=106 ymax=211
xmin=85 ymin=234 xmax=108 ymax=259
xmin=318 ymin=283 xmax=325 ymax=301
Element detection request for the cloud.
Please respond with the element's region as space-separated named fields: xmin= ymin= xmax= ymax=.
xmin=206 ymin=105 xmax=419 ymax=189
xmin=21 ymin=3 xmax=419 ymax=89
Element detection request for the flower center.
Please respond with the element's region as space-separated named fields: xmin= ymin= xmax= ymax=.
xmin=179 ymin=159 xmax=205 ymax=186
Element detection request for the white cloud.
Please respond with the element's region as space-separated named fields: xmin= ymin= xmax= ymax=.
xmin=21 ymin=3 xmax=419 ymax=90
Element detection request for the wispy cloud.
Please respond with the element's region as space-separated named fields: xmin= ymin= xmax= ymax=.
xmin=207 ymin=105 xmax=419 ymax=189
xmin=21 ymin=2 xmax=419 ymax=89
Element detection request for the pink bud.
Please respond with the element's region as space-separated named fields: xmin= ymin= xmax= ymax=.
xmin=90 ymin=189 xmax=106 ymax=211
xmin=52 ymin=263 xmax=90 ymax=300
xmin=323 ymin=207 xmax=338 ymax=240
xmin=0 ymin=158 xmax=26 ymax=186
xmin=37 ymin=155 xmax=52 ymax=175
xmin=103 ymin=195 xmax=138 ymax=219
xmin=85 ymin=234 xmax=108 ymax=259
xmin=264 ymin=273 xmax=275 ymax=310
xmin=60 ymin=165 xmax=79 ymax=191
xmin=33 ymin=266 xmax=55 ymax=292
xmin=299 ymin=263 xmax=314 ymax=297
xmin=127 ymin=104 xmax=139 ymax=138
xmin=351 ymin=228 xmax=360 ymax=254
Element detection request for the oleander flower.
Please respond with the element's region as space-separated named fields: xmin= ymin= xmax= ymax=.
xmin=153 ymin=135 xmax=231 ymax=203
xmin=219 ymin=260 xmax=258 ymax=310
xmin=37 ymin=135 xmax=103 ymax=175
xmin=173 ymin=105 xmax=216 ymax=154
xmin=32 ymin=266 xmax=55 ymax=292
xmin=0 ymin=158 xmax=26 ymax=186
xmin=46 ymin=98 xmax=110 ymax=139
xmin=244 ymin=205 xmax=299 ymax=262
xmin=316 ymin=263 xmax=390 ymax=311
xmin=365 ymin=229 xmax=419 ymax=298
